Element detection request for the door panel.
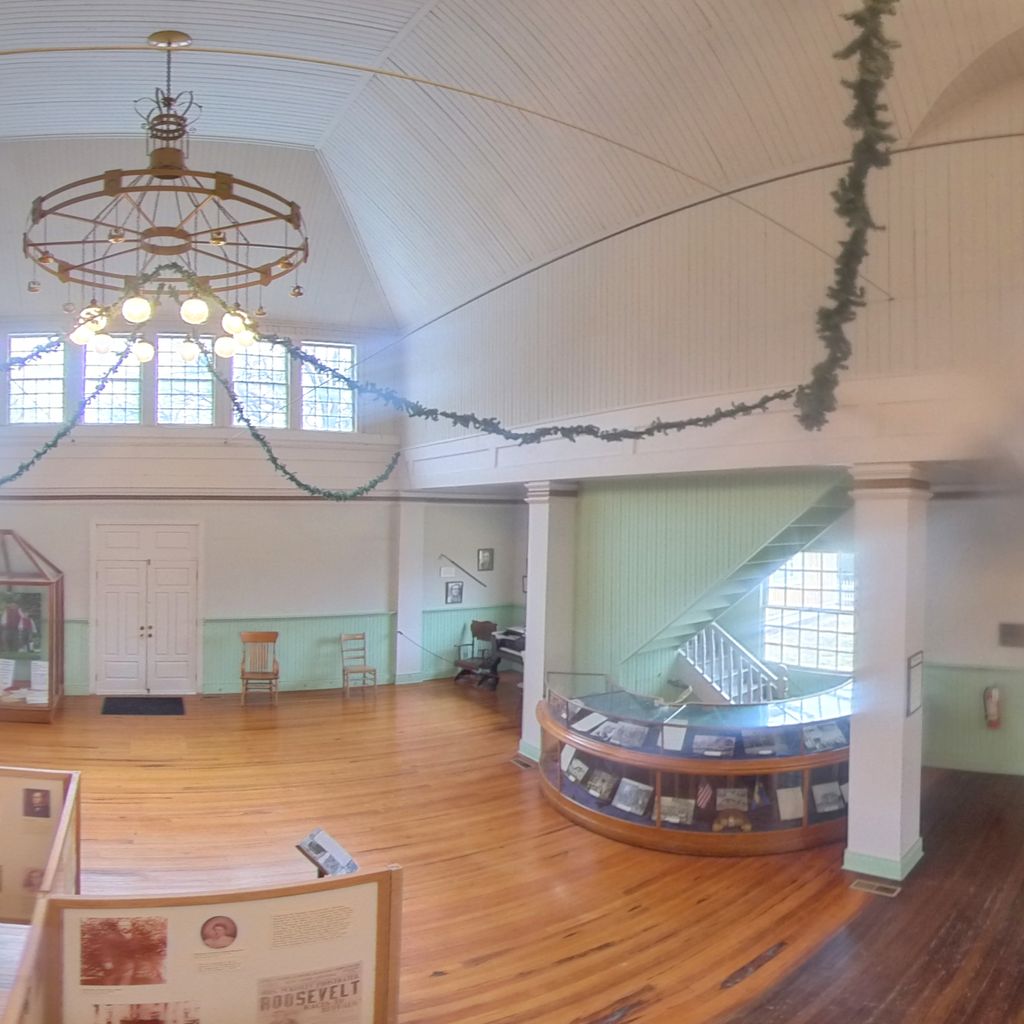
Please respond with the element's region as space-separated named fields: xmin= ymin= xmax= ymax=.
xmin=147 ymin=562 xmax=197 ymax=695
xmin=96 ymin=561 xmax=147 ymax=695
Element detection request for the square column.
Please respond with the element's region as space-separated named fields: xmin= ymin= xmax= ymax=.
xmin=844 ymin=464 xmax=931 ymax=880
xmin=520 ymin=482 xmax=577 ymax=761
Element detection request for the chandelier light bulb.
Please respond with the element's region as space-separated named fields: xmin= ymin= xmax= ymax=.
xmin=121 ymin=295 xmax=152 ymax=324
xmin=178 ymin=340 xmax=200 ymax=363
xmin=69 ymin=325 xmax=94 ymax=346
xmin=254 ymin=305 xmax=267 ymax=318
xmin=132 ymin=339 xmax=156 ymax=363
xmin=221 ymin=311 xmax=247 ymax=335
xmin=234 ymin=329 xmax=256 ymax=349
xmin=78 ymin=306 xmax=108 ymax=332
xmin=27 ymin=280 xmax=41 ymax=293
xmin=210 ymin=229 xmax=227 ymax=246
xmin=107 ymin=228 xmax=126 ymax=244
xmin=38 ymin=252 xmax=55 ymax=266
xmin=90 ymin=333 xmax=114 ymax=355
xmin=62 ymin=301 xmax=76 ymax=314
xmin=290 ymin=285 xmax=304 ymax=298
xmin=179 ymin=297 xmax=210 ymax=325
xmin=213 ymin=335 xmax=237 ymax=358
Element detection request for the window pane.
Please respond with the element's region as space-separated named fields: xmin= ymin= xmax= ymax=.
xmin=157 ymin=336 xmax=214 ymax=425
xmin=300 ymin=343 xmax=355 ymax=432
xmin=9 ymin=335 xmax=64 ymax=423
xmin=233 ymin=341 xmax=288 ymax=428
xmin=763 ymin=550 xmax=855 ymax=674
xmin=83 ymin=340 xmax=140 ymax=424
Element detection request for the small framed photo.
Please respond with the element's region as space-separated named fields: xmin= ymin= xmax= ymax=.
xmin=477 ymin=548 xmax=494 ymax=572
xmin=445 ymin=580 xmax=464 ymax=605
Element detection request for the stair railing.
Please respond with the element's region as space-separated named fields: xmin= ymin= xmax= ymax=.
xmin=680 ymin=622 xmax=784 ymax=703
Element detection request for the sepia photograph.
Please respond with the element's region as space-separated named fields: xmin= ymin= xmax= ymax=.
xmin=80 ymin=916 xmax=168 ymax=986
xmin=656 ymin=796 xmax=696 ymax=825
xmin=91 ymin=1002 xmax=200 ymax=1024
xmin=200 ymin=915 xmax=238 ymax=950
xmin=22 ymin=787 xmax=51 ymax=818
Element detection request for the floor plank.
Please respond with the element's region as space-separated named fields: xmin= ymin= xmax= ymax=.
xmin=3 ymin=683 xmax=869 ymax=1023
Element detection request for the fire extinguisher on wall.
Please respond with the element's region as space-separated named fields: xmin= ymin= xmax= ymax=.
xmin=983 ymin=686 xmax=1001 ymax=729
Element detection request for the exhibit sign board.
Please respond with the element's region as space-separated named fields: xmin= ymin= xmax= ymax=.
xmin=43 ymin=867 xmax=402 ymax=1024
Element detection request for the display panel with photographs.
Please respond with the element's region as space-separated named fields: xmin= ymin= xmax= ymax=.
xmin=802 ymin=720 xmax=849 ymax=752
xmin=52 ymin=869 xmax=400 ymax=1024
xmin=690 ymin=733 xmax=736 ymax=758
xmin=808 ymin=762 xmax=849 ymax=824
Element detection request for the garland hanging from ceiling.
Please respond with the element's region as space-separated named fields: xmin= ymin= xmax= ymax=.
xmin=0 ymin=0 xmax=897 ymax=494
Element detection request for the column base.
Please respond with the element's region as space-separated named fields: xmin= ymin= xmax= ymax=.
xmin=518 ymin=739 xmax=540 ymax=763
xmin=843 ymin=837 xmax=924 ymax=881
xmin=395 ymin=672 xmax=428 ymax=685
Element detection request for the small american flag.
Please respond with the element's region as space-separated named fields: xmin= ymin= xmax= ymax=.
xmin=696 ymin=778 xmax=713 ymax=809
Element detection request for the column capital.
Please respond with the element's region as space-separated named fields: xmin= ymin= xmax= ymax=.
xmin=525 ymin=481 xmax=579 ymax=504
xmin=850 ymin=462 xmax=931 ymax=499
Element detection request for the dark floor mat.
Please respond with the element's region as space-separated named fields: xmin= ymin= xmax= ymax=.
xmin=101 ymin=696 xmax=185 ymax=716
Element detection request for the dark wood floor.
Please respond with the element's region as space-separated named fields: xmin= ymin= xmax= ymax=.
xmin=1 ymin=682 xmax=1020 ymax=1023
xmin=720 ymin=768 xmax=1024 ymax=1024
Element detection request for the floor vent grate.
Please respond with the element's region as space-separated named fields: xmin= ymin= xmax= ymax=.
xmin=510 ymin=755 xmax=535 ymax=770
xmin=850 ymin=878 xmax=901 ymax=898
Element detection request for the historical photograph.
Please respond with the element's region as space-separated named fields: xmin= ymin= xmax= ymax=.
xmin=476 ymin=548 xmax=494 ymax=572
xmin=0 ymin=591 xmax=41 ymax=654
xmin=200 ymin=915 xmax=238 ymax=950
xmin=691 ymin=733 xmax=736 ymax=757
xmin=80 ymin=916 xmax=168 ymax=986
xmin=22 ymin=787 xmax=51 ymax=818
xmin=611 ymin=778 xmax=654 ymax=817
xmin=91 ymin=1002 xmax=200 ymax=1024
xmin=444 ymin=580 xmax=463 ymax=605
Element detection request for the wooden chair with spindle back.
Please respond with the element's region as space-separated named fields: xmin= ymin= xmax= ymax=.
xmin=340 ymin=633 xmax=377 ymax=695
xmin=240 ymin=631 xmax=280 ymax=705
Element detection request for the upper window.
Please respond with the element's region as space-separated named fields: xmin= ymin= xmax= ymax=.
xmin=763 ymin=551 xmax=854 ymax=673
xmin=83 ymin=342 xmax=141 ymax=425
xmin=232 ymin=340 xmax=289 ymax=429
xmin=8 ymin=335 xmax=64 ymax=424
xmin=157 ymin=336 xmax=214 ymax=425
xmin=300 ymin=342 xmax=355 ymax=431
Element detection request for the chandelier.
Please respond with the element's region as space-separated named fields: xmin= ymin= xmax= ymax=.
xmin=22 ymin=30 xmax=309 ymax=361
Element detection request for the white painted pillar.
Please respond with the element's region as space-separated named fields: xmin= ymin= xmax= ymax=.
xmin=394 ymin=497 xmax=426 ymax=684
xmin=843 ymin=463 xmax=931 ymax=880
xmin=520 ymin=482 xmax=577 ymax=761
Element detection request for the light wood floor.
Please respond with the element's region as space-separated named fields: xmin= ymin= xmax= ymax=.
xmin=1 ymin=682 xmax=875 ymax=1023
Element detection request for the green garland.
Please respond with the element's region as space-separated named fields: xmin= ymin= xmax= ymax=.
xmin=0 ymin=346 xmax=131 ymax=487
xmin=0 ymin=3 xmax=899 ymax=491
xmin=795 ymin=0 xmax=899 ymax=429
xmin=203 ymin=349 xmax=401 ymax=501
xmin=2 ymin=337 xmax=63 ymax=371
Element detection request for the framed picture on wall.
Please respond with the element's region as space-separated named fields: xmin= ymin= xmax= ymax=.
xmin=477 ymin=548 xmax=494 ymax=572
xmin=445 ymin=581 xmax=464 ymax=605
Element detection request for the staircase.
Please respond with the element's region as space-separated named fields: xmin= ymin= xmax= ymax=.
xmin=625 ymin=485 xmax=851 ymax=662
xmin=675 ymin=622 xmax=784 ymax=704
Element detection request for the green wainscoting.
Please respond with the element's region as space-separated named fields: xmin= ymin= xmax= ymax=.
xmin=573 ymin=471 xmax=841 ymax=690
xmin=415 ymin=605 xmax=525 ymax=683
xmin=203 ymin=614 xmax=395 ymax=693
xmin=923 ymin=664 xmax=1024 ymax=776
xmin=64 ymin=620 xmax=90 ymax=696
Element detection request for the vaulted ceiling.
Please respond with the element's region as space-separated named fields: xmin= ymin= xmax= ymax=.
xmin=2 ymin=0 xmax=1023 ymax=334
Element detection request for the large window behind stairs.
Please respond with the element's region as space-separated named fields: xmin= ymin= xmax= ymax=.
xmin=762 ymin=552 xmax=854 ymax=673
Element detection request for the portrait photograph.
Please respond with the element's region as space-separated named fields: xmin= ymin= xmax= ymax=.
xmin=200 ymin=914 xmax=238 ymax=950
xmin=0 ymin=591 xmax=42 ymax=654
xmin=445 ymin=580 xmax=464 ymax=605
xmin=22 ymin=787 xmax=51 ymax=818
xmin=476 ymin=547 xmax=494 ymax=571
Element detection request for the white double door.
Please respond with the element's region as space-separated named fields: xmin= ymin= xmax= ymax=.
xmin=93 ymin=524 xmax=199 ymax=695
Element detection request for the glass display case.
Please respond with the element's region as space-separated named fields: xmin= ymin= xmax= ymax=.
xmin=538 ymin=673 xmax=851 ymax=855
xmin=0 ymin=531 xmax=65 ymax=723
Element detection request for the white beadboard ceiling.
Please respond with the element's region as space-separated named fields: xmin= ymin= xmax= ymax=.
xmin=1 ymin=0 xmax=1024 ymax=331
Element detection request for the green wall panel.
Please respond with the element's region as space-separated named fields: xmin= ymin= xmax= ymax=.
xmin=417 ymin=604 xmax=525 ymax=682
xmin=923 ymin=664 xmax=1024 ymax=775
xmin=573 ymin=471 xmax=840 ymax=690
xmin=203 ymin=614 xmax=395 ymax=693
xmin=64 ymin=620 xmax=89 ymax=696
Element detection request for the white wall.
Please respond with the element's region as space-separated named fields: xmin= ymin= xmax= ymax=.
xmin=926 ymin=493 xmax=1024 ymax=671
xmin=422 ymin=500 xmax=527 ymax=611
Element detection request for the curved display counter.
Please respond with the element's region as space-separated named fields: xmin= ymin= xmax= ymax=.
xmin=538 ymin=676 xmax=852 ymax=856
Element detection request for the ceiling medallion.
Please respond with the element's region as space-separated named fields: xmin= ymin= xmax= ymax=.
xmin=22 ymin=31 xmax=308 ymax=361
